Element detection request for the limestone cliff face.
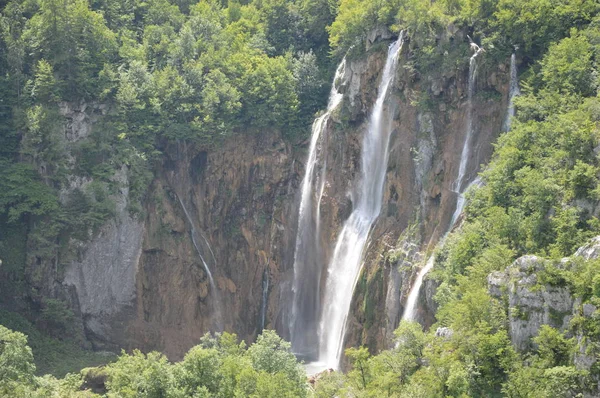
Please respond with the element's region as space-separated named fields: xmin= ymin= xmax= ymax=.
xmin=30 ymin=30 xmax=515 ymax=359
xmin=61 ymin=132 xmax=297 ymax=358
xmin=300 ymin=31 xmax=512 ymax=356
xmin=488 ymin=237 xmax=600 ymax=395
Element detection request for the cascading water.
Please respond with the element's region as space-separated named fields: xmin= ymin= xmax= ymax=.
xmin=177 ymin=195 xmax=223 ymax=329
xmin=177 ymin=196 xmax=216 ymax=286
xmin=316 ymin=34 xmax=405 ymax=369
xmin=504 ymin=52 xmax=520 ymax=132
xmin=403 ymin=44 xmax=483 ymax=322
xmin=289 ymin=59 xmax=346 ymax=358
xmin=450 ymin=175 xmax=482 ymax=228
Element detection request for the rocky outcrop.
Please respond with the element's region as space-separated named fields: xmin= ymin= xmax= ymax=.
xmin=488 ymin=237 xmax=600 ymax=385
xmin=63 ymin=165 xmax=143 ymax=350
xmin=488 ymin=255 xmax=574 ymax=351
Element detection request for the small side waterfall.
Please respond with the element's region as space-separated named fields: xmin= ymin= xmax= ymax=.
xmin=402 ymin=255 xmax=434 ymax=322
xmin=504 ymin=52 xmax=520 ymax=132
xmin=177 ymin=196 xmax=216 ymax=287
xmin=260 ymin=269 xmax=269 ymax=331
xmin=289 ymin=58 xmax=346 ymax=357
xmin=177 ymin=195 xmax=223 ymax=329
xmin=453 ymin=48 xmax=482 ymax=193
xmin=402 ymin=176 xmax=482 ymax=322
xmin=317 ymin=34 xmax=405 ymax=369
xmin=403 ymin=45 xmax=483 ymax=323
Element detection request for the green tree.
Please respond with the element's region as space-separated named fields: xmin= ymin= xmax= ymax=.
xmin=106 ymin=350 xmax=173 ymax=398
xmin=0 ymin=325 xmax=36 ymax=395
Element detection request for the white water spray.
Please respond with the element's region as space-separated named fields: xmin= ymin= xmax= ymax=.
xmin=316 ymin=34 xmax=404 ymax=369
xmin=289 ymin=58 xmax=346 ymax=356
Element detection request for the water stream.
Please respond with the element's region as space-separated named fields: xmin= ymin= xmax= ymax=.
xmin=260 ymin=269 xmax=269 ymax=331
xmin=289 ymin=58 xmax=346 ymax=357
xmin=403 ymin=46 xmax=483 ymax=322
xmin=316 ymin=34 xmax=405 ymax=369
xmin=177 ymin=195 xmax=223 ymax=330
xmin=504 ymin=52 xmax=520 ymax=132
xmin=402 ymin=176 xmax=482 ymax=322
xmin=453 ymin=48 xmax=482 ymax=193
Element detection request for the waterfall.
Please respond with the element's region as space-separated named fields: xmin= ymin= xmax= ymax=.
xmin=450 ymin=175 xmax=482 ymax=228
xmin=177 ymin=196 xmax=216 ymax=287
xmin=176 ymin=195 xmax=223 ymax=329
xmin=402 ymin=254 xmax=434 ymax=322
xmin=289 ymin=58 xmax=346 ymax=358
xmin=453 ymin=48 xmax=481 ymax=193
xmin=504 ymin=52 xmax=520 ymax=132
xmin=403 ymin=46 xmax=483 ymax=323
xmin=316 ymin=34 xmax=404 ymax=369
xmin=260 ymin=269 xmax=269 ymax=331
xmin=402 ymin=176 xmax=482 ymax=322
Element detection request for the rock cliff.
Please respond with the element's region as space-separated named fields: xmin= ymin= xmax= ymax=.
xmin=488 ymin=236 xmax=600 ymax=394
xmin=14 ymin=30 xmax=515 ymax=359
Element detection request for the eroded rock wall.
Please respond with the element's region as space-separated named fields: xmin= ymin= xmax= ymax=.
xmin=302 ymin=32 xmax=512 ymax=356
xmin=488 ymin=237 xmax=600 ymax=395
xmin=32 ymin=30 xmax=514 ymax=360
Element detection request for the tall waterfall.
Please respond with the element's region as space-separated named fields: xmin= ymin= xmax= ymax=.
xmin=317 ymin=34 xmax=404 ymax=369
xmin=403 ymin=46 xmax=483 ymax=322
xmin=504 ymin=52 xmax=520 ymax=132
xmin=177 ymin=195 xmax=223 ymax=329
xmin=289 ymin=58 xmax=346 ymax=357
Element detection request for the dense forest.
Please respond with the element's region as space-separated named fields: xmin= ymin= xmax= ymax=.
xmin=1 ymin=0 xmax=600 ymax=396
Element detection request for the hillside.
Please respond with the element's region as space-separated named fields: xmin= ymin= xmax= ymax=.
xmin=1 ymin=0 xmax=600 ymax=396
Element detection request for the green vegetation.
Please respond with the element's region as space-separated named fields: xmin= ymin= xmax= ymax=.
xmin=1 ymin=327 xmax=308 ymax=397
xmin=0 ymin=310 xmax=116 ymax=378
xmin=1 ymin=0 xmax=600 ymax=396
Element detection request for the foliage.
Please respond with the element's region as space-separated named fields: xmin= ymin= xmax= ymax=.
xmin=0 ymin=327 xmax=309 ymax=397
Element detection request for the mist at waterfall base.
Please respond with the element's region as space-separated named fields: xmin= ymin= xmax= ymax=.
xmin=289 ymin=35 xmax=405 ymax=373
xmin=402 ymin=51 xmax=519 ymax=323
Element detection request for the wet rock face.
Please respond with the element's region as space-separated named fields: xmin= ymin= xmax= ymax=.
xmin=42 ymin=30 xmax=512 ymax=359
xmin=341 ymin=31 xmax=510 ymax=354
xmin=124 ymin=134 xmax=297 ymax=359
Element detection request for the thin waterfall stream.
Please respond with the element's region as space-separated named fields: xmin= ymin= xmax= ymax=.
xmin=403 ymin=49 xmax=519 ymax=323
xmin=504 ymin=51 xmax=520 ymax=132
xmin=177 ymin=195 xmax=223 ymax=330
xmin=260 ymin=269 xmax=269 ymax=331
xmin=403 ymin=46 xmax=483 ymax=322
xmin=315 ymin=34 xmax=405 ymax=369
